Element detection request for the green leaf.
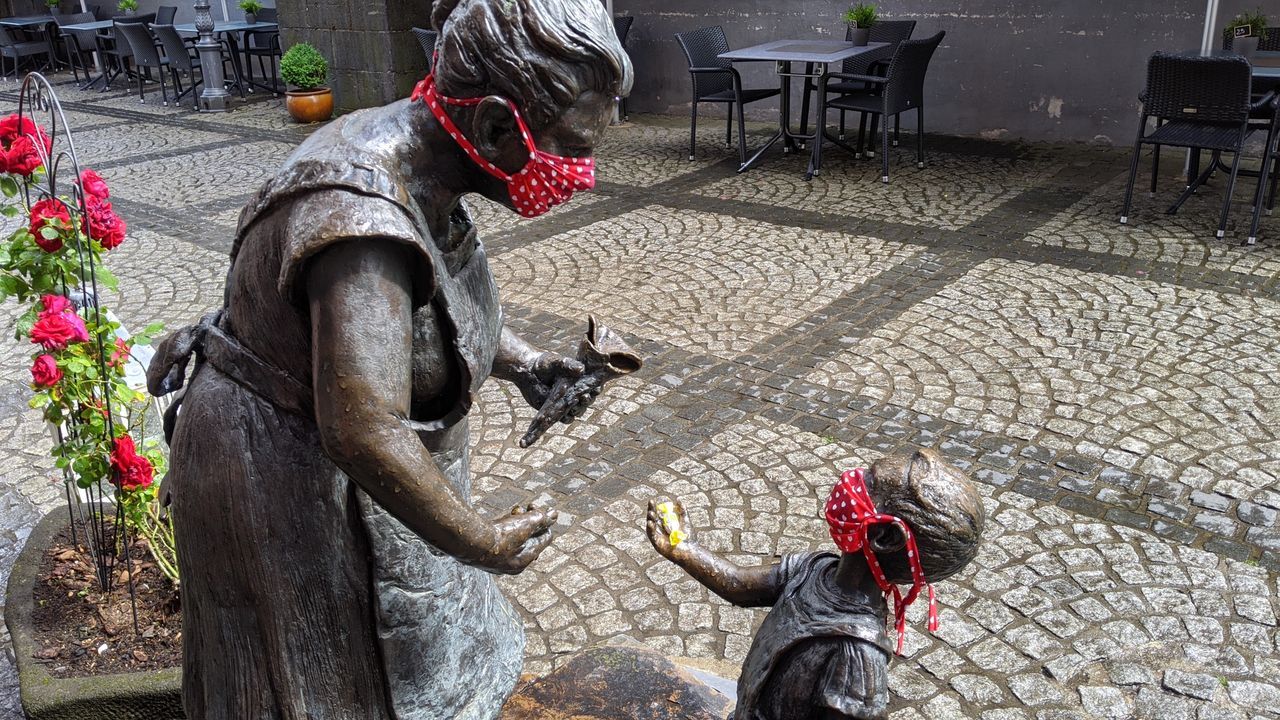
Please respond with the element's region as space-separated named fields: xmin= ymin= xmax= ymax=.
xmin=39 ymin=227 xmax=61 ymax=241
xmin=0 ymin=205 xmax=18 ymax=218
xmin=0 ymin=175 xmax=18 ymax=198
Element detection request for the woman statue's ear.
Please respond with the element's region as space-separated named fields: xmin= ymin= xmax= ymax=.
xmin=471 ymin=96 xmax=524 ymax=172
xmin=868 ymin=524 xmax=907 ymax=554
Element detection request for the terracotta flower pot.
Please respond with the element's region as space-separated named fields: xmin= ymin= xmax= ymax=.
xmin=285 ymin=88 xmax=333 ymax=123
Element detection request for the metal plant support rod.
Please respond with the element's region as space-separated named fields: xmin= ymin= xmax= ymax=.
xmin=194 ymin=0 xmax=230 ymax=112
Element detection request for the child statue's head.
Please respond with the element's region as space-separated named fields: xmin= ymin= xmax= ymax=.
xmin=825 ymin=449 xmax=985 ymax=652
xmin=860 ymin=449 xmax=985 ymax=585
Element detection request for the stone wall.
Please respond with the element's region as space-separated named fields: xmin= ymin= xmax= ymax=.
xmin=277 ymin=0 xmax=429 ymax=112
xmin=618 ymin=0 xmax=1227 ymax=145
xmin=269 ymin=0 xmax=1269 ymax=143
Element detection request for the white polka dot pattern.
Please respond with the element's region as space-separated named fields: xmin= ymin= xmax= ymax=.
xmin=411 ymin=74 xmax=597 ymax=219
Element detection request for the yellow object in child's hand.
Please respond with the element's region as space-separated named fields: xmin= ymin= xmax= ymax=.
xmin=656 ymin=502 xmax=685 ymax=547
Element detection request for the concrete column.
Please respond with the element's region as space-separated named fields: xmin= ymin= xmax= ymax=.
xmin=194 ymin=0 xmax=230 ymax=112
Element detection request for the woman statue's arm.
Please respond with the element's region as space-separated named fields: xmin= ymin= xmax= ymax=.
xmin=307 ymin=239 xmax=555 ymax=574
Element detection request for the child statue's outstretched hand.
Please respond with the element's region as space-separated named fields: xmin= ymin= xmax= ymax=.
xmin=646 ymin=499 xmax=693 ymax=561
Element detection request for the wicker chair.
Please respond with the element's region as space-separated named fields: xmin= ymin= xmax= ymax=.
xmin=116 ymin=19 xmax=167 ymax=103
xmin=613 ymin=16 xmax=634 ymax=119
xmin=674 ymin=26 xmax=780 ymax=163
xmin=810 ymin=31 xmax=945 ymax=183
xmin=831 ymin=20 xmax=916 ymax=149
xmin=153 ymin=23 xmax=203 ymax=109
xmin=155 ymin=6 xmax=177 ymax=24
xmin=410 ymin=27 xmax=437 ymax=72
xmin=1119 ymin=52 xmax=1272 ymax=242
xmin=54 ymin=11 xmax=96 ymax=83
xmin=0 ymin=27 xmax=49 ymax=80
xmin=97 ymin=13 xmax=155 ymax=90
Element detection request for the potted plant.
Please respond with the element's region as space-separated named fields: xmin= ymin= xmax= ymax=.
xmin=843 ymin=3 xmax=877 ymax=46
xmin=1227 ymin=9 xmax=1267 ymax=59
xmin=116 ymin=0 xmax=137 ymax=16
xmin=44 ymin=0 xmax=61 ymax=17
xmin=239 ymin=0 xmax=263 ymax=25
xmin=281 ymin=42 xmax=333 ymax=123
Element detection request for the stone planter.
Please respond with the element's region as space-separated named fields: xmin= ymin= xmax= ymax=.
xmin=848 ymin=26 xmax=870 ymax=46
xmin=244 ymin=12 xmax=256 ymax=24
xmin=4 ymin=507 xmax=184 ymax=720
xmin=1235 ymin=35 xmax=1260 ymax=60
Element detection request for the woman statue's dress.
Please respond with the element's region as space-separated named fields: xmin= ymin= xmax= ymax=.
xmin=155 ymin=100 xmax=524 ymax=719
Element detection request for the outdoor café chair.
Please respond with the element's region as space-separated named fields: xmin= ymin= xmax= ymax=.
xmin=810 ymin=31 xmax=945 ymax=183
xmin=1119 ymin=52 xmax=1272 ymax=241
xmin=116 ymin=19 xmax=168 ymax=103
xmin=54 ymin=11 xmax=97 ymax=84
xmin=0 ymin=27 xmax=49 ymax=81
xmin=244 ymin=7 xmax=281 ymax=94
xmin=153 ymin=23 xmax=207 ymax=109
xmin=613 ymin=16 xmax=633 ymax=119
xmin=155 ymin=6 xmax=177 ymax=25
xmin=832 ymin=19 xmax=916 ymax=150
xmin=410 ymin=26 xmax=436 ymax=72
xmin=675 ymin=25 xmax=780 ymax=163
xmin=98 ymin=13 xmax=155 ymax=89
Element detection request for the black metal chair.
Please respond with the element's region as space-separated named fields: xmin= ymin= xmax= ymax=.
xmin=0 ymin=27 xmax=50 ymax=80
xmin=155 ymin=5 xmax=176 ymax=24
xmin=244 ymin=7 xmax=280 ymax=94
xmin=54 ymin=11 xmax=96 ymax=83
xmin=674 ymin=26 xmax=780 ymax=163
xmin=613 ymin=16 xmax=633 ymax=119
xmin=1119 ymin=52 xmax=1270 ymax=242
xmin=117 ymin=19 xmax=167 ymax=103
xmin=831 ymin=20 xmax=916 ymax=149
xmin=97 ymin=13 xmax=155 ymax=90
xmin=152 ymin=23 xmax=202 ymax=108
xmin=810 ymin=31 xmax=945 ymax=182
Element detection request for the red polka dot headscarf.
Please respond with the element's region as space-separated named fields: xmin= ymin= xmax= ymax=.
xmin=411 ymin=73 xmax=596 ymax=219
xmin=825 ymin=467 xmax=939 ymax=654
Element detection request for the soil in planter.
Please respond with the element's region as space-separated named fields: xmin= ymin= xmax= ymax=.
xmin=30 ymin=519 xmax=182 ymax=678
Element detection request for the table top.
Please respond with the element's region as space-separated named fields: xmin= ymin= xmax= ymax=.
xmin=720 ymin=39 xmax=889 ymax=64
xmin=0 ymin=14 xmax=53 ymax=27
xmin=1252 ymin=51 xmax=1280 ymax=79
xmin=58 ymin=19 xmax=113 ymax=31
xmin=173 ymin=20 xmax=277 ymax=33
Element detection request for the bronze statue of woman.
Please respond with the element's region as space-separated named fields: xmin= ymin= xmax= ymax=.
xmin=146 ymin=0 xmax=633 ymax=717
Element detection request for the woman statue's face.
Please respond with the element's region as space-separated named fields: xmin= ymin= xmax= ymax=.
xmin=468 ymin=88 xmax=618 ymax=209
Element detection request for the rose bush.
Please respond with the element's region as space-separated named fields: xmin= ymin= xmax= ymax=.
xmin=0 ymin=112 xmax=175 ymax=585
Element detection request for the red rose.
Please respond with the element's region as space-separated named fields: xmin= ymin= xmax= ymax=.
xmin=30 ymin=310 xmax=88 ymax=350
xmin=109 ymin=337 xmax=129 ymax=368
xmin=84 ymin=196 xmax=126 ymax=250
xmin=30 ymin=354 xmax=61 ymax=388
xmin=40 ymin=294 xmax=71 ymax=316
xmin=0 ymin=114 xmax=51 ymax=176
xmin=109 ymin=434 xmax=154 ymax=491
xmin=28 ymin=197 xmax=69 ymax=253
xmin=5 ymin=135 xmax=44 ymax=177
xmin=79 ymin=169 xmax=110 ymax=200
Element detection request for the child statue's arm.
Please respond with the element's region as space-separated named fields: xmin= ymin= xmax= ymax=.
xmin=646 ymin=500 xmax=783 ymax=608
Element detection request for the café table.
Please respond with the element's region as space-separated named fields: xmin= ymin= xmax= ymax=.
xmin=0 ymin=14 xmax=59 ymax=72
xmin=719 ymin=39 xmax=889 ymax=174
xmin=174 ymin=21 xmax=278 ymax=95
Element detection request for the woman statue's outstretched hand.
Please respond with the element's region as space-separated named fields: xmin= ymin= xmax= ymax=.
xmin=474 ymin=505 xmax=559 ymax=575
xmin=518 ymin=352 xmax=598 ymax=421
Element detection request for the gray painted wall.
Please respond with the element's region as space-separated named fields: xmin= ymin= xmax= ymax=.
xmin=616 ymin=1 xmax=1243 ymax=144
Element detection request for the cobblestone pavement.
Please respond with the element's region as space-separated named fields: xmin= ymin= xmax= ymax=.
xmin=0 ymin=74 xmax=1278 ymax=720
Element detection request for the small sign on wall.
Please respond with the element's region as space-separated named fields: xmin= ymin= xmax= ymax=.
xmin=1234 ymin=24 xmax=1253 ymax=38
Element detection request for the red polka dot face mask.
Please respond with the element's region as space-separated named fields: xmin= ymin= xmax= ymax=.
xmin=412 ymin=74 xmax=596 ymax=219
xmin=825 ymin=467 xmax=939 ymax=655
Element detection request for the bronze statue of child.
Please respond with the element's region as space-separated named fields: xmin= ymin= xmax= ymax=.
xmin=647 ymin=449 xmax=985 ymax=720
